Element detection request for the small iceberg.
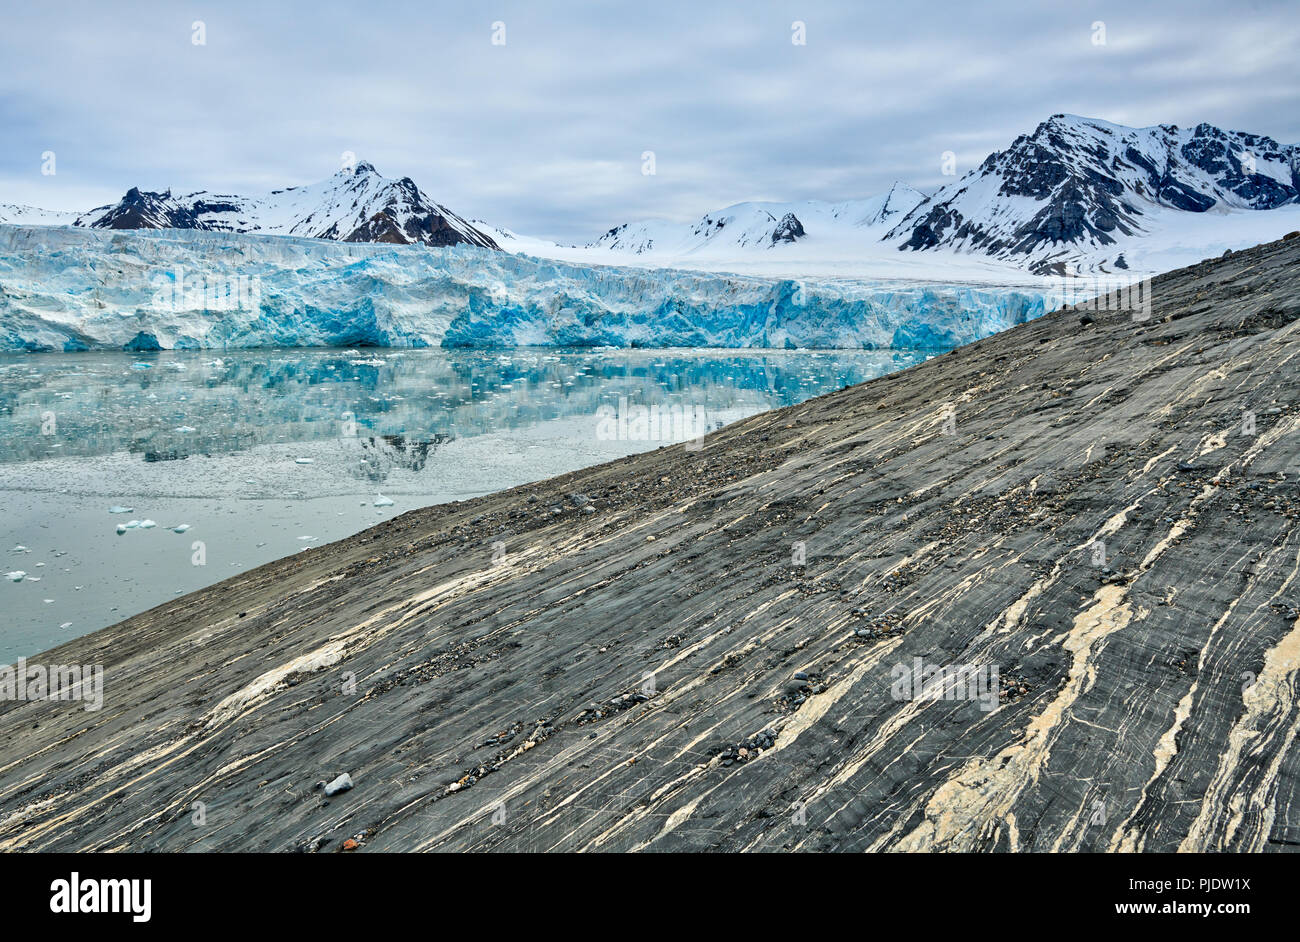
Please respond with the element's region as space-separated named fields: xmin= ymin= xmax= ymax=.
xmin=5 ymin=571 xmax=25 ymax=582
xmin=175 ymin=425 xmax=197 ymax=433
xmin=139 ymin=520 xmax=157 ymax=529
xmin=172 ymin=524 xmax=191 ymax=533
xmin=108 ymin=506 xmax=134 ymax=514
xmin=294 ymin=457 xmax=314 ymax=465
xmin=374 ymin=494 xmax=395 ymax=507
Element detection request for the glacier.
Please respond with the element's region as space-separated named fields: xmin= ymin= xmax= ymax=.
xmin=0 ymin=225 xmax=1057 ymax=353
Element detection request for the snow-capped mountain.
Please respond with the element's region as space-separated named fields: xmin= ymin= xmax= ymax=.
xmin=887 ymin=114 xmax=1300 ymax=274
xmin=63 ymin=162 xmax=499 ymax=249
xmin=4 ymin=116 xmax=1298 ymax=282
xmin=589 ymin=182 xmax=925 ymax=256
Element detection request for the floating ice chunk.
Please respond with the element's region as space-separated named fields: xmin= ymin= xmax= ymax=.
xmin=116 ymin=524 xmax=127 ymax=535
xmin=297 ymin=535 xmax=317 ymax=541
xmin=139 ymin=520 xmax=157 ymax=529
xmin=294 ymin=457 xmax=314 ymax=464
xmin=374 ymin=495 xmax=395 ymax=507
xmin=124 ymin=520 xmax=141 ymax=529
xmin=175 ymin=425 xmax=197 ymax=433
xmin=172 ymin=524 xmax=191 ymax=533
xmin=26 ymin=576 xmax=40 ymax=582
xmin=9 ymin=545 xmax=27 ymax=553
xmin=131 ymin=362 xmax=152 ymax=371
xmin=5 ymin=571 xmax=25 ymax=582
xmin=43 ymin=598 xmax=53 ymax=603
xmin=59 ymin=622 xmax=72 ymax=629
xmin=108 ymin=506 xmax=134 ymax=514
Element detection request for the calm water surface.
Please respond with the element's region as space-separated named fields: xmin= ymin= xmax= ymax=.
xmin=0 ymin=346 xmax=931 ymax=659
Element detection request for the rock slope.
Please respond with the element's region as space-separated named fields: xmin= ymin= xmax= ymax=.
xmin=2 ymin=235 xmax=1300 ymax=851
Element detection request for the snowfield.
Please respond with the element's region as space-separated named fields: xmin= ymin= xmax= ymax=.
xmin=0 ymin=225 xmax=1058 ymax=352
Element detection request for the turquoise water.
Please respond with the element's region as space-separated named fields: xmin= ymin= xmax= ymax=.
xmin=0 ymin=346 xmax=930 ymax=659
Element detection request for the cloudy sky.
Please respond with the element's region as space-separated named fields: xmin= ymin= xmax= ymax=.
xmin=1 ymin=0 xmax=1297 ymax=242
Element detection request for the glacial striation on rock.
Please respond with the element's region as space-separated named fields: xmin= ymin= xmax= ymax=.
xmin=1 ymin=236 xmax=1298 ymax=851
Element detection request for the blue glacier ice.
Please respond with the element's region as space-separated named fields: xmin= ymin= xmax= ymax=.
xmin=0 ymin=225 xmax=1057 ymax=352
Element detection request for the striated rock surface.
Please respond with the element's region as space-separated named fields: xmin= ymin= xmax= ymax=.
xmin=2 ymin=236 xmax=1300 ymax=851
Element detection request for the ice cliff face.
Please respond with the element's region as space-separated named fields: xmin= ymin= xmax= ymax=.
xmin=0 ymin=225 xmax=1054 ymax=353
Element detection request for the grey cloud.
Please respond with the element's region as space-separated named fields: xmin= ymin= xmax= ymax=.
xmin=0 ymin=0 xmax=1296 ymax=242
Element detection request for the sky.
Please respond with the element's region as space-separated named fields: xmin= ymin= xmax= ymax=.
xmin=1 ymin=0 xmax=1297 ymax=243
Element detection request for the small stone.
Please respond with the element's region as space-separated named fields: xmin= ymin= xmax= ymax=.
xmin=323 ymin=773 xmax=353 ymax=796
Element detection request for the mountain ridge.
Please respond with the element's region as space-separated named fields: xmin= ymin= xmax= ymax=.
xmin=5 ymin=161 xmax=500 ymax=250
xmin=886 ymin=114 xmax=1300 ymax=274
xmin=3 ymin=115 xmax=1298 ymax=275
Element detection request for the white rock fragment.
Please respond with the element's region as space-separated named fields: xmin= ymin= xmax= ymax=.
xmin=323 ymin=773 xmax=353 ymax=796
